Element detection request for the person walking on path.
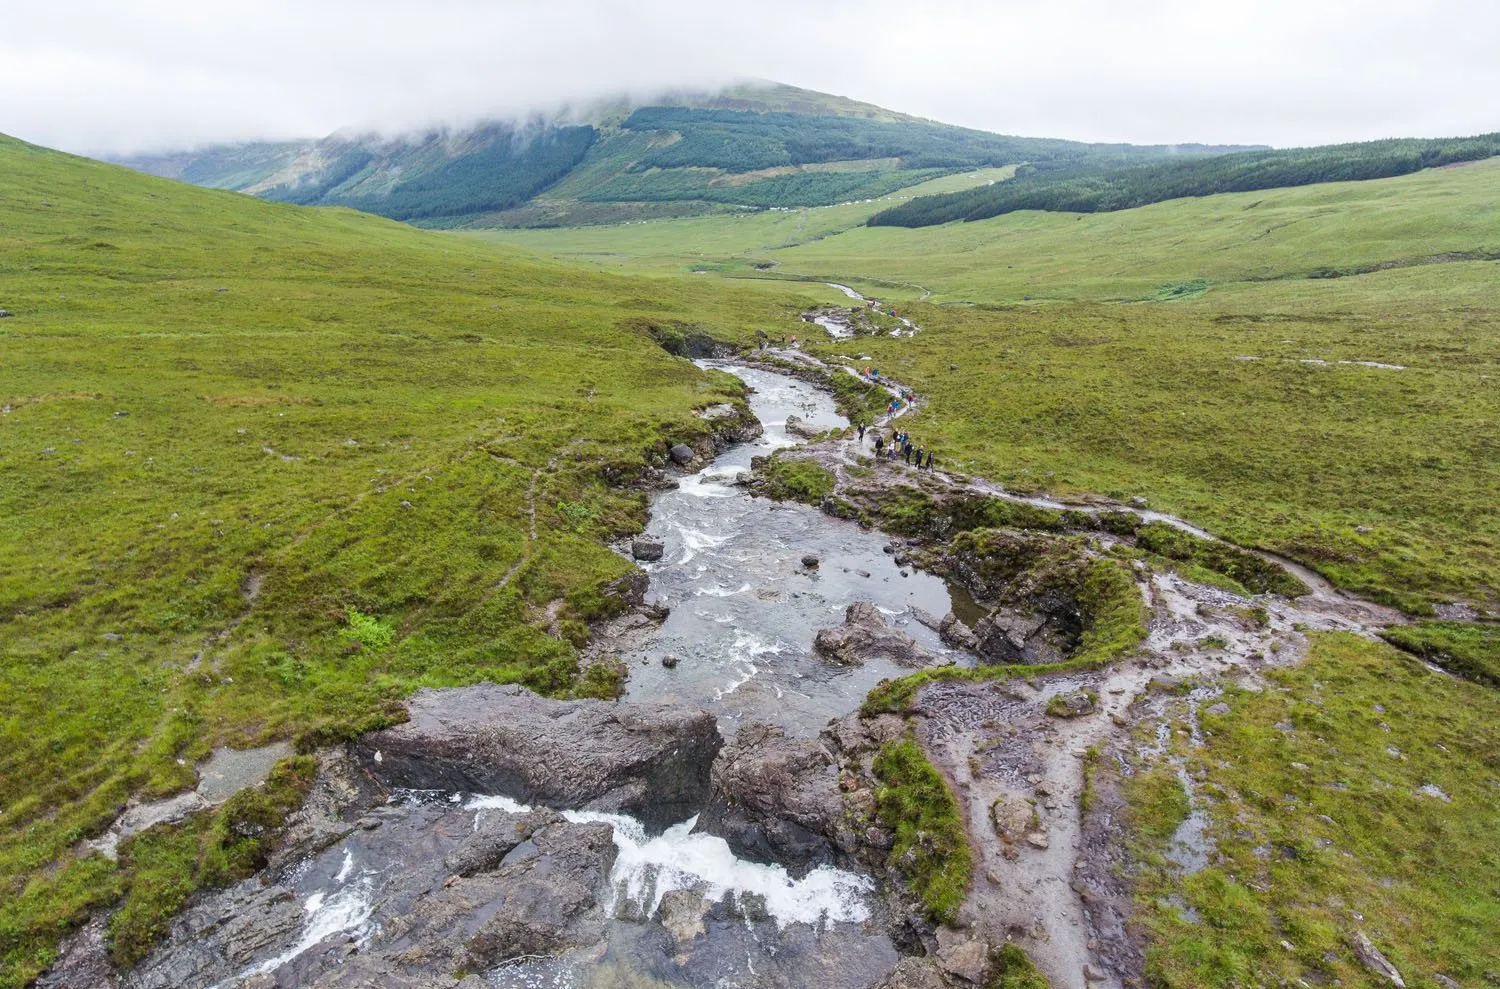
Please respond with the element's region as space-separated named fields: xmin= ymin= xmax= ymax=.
xmin=875 ymin=435 xmax=884 ymax=457
xmin=857 ymin=423 xmax=866 ymax=442
xmin=925 ymin=450 xmax=934 ymax=470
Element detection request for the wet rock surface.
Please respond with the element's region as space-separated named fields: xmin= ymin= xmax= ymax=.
xmin=704 ymin=722 xmax=853 ymax=869
xmin=630 ymin=536 xmax=665 ymax=561
xmin=972 ymin=607 xmax=1081 ymax=665
xmin=814 ymin=601 xmax=942 ymax=668
xmin=356 ymin=684 xmax=721 ymax=830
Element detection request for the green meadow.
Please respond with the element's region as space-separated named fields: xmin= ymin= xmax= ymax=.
xmin=1119 ymin=634 xmax=1500 ymax=988
xmin=0 ymin=135 xmax=820 ymax=983
xmin=488 ymin=161 xmax=1500 ymax=614
xmin=4 ymin=118 xmax=1500 ymax=986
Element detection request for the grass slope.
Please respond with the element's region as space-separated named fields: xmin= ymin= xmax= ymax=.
xmin=0 ymin=134 xmax=825 ymax=984
xmin=868 ymin=133 xmax=1500 ymax=227
xmin=1121 ymin=634 xmax=1500 ymax=987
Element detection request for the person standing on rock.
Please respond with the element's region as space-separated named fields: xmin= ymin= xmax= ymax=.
xmin=857 ymin=423 xmax=866 ymax=442
xmin=875 ymin=434 xmax=884 ymax=457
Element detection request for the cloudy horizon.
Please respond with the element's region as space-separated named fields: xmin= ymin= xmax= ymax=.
xmin=2 ymin=0 xmax=1497 ymax=156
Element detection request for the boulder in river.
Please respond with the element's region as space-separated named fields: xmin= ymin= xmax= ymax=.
xmin=783 ymin=414 xmax=821 ymax=439
xmin=631 ymin=536 xmax=664 ymax=561
xmin=812 ymin=601 xmax=938 ymax=668
xmin=669 ymin=443 xmax=696 ymax=465
xmin=356 ymin=683 xmax=721 ymax=829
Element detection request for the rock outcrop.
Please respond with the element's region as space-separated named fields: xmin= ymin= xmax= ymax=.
xmin=784 ymin=414 xmax=822 ymax=439
xmin=705 ymin=723 xmax=855 ymax=869
xmin=972 ymin=607 xmax=1080 ymax=665
xmin=356 ymin=684 xmax=721 ymax=829
xmin=813 ymin=601 xmax=940 ymax=668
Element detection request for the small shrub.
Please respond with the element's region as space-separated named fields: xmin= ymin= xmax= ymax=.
xmin=556 ymin=500 xmax=595 ymax=533
xmin=339 ymin=607 xmax=395 ymax=652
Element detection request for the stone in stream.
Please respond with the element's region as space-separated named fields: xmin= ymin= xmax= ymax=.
xmin=801 ymin=553 xmax=820 ymax=569
xmin=630 ymin=536 xmax=664 ymax=561
xmin=669 ymin=443 xmax=695 ymax=465
xmin=812 ymin=601 xmax=939 ymax=668
xmin=784 ymin=414 xmax=822 ymax=439
xmin=356 ymin=683 xmax=721 ymax=830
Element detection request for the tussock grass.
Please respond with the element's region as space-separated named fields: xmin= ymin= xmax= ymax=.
xmin=987 ymin=944 xmax=1051 ymax=989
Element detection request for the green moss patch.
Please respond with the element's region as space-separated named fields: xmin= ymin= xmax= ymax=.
xmin=872 ymin=736 xmax=971 ymax=925
xmin=759 ymin=453 xmax=837 ymax=504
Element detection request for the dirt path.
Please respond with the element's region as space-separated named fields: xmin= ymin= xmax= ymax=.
xmin=761 ymin=324 xmax=1407 ymax=987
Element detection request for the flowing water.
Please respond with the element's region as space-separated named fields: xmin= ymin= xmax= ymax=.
xmin=171 ymin=364 xmax=939 ymax=989
xmin=624 ymin=362 xmax=961 ymax=736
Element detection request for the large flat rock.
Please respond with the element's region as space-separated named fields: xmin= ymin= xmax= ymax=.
xmin=356 ymin=684 xmax=721 ymax=829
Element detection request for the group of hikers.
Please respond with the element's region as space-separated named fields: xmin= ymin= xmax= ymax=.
xmin=856 ymin=422 xmax=935 ymax=471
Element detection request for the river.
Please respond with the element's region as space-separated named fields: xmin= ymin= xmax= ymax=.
xmin=624 ymin=362 xmax=961 ymax=736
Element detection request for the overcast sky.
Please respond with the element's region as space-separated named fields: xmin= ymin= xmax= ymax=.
xmin=2 ymin=0 xmax=1496 ymax=154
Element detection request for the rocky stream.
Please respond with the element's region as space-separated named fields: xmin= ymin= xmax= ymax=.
xmin=44 ymin=294 xmax=1407 ymax=989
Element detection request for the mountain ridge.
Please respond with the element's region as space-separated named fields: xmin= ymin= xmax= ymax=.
xmin=109 ymin=81 xmax=1261 ymax=228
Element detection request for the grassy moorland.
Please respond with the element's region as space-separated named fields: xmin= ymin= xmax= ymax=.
xmin=488 ymin=161 xmax=1500 ymax=614
xmin=1118 ymin=634 xmax=1500 ymax=987
xmin=0 ymin=134 xmax=830 ymax=983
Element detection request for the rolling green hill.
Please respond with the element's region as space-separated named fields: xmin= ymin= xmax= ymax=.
xmin=0 ymin=132 xmax=824 ymax=985
xmin=482 ymin=158 xmax=1500 ymax=614
xmin=110 ymin=82 xmax=1256 ymax=228
xmin=868 ymin=133 xmax=1500 ymax=226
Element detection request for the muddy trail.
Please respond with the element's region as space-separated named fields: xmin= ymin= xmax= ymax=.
xmin=742 ymin=288 xmax=1408 ymax=987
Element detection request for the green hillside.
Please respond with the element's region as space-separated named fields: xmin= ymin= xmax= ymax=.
xmin=110 ymin=82 xmax=1256 ymax=229
xmin=0 ymin=133 xmax=821 ymax=984
xmin=868 ymin=133 xmax=1500 ymax=226
xmin=483 ymin=159 xmax=1500 ymax=614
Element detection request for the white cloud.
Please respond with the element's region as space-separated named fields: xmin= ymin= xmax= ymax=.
xmin=0 ymin=0 xmax=1496 ymax=154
